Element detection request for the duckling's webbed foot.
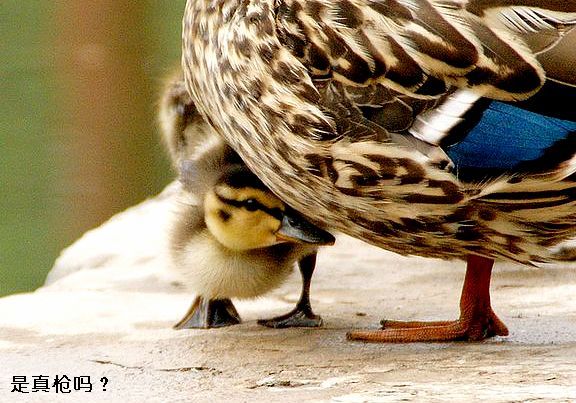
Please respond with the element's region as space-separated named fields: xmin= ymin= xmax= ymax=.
xmin=174 ymin=296 xmax=241 ymax=329
xmin=258 ymin=308 xmax=322 ymax=328
xmin=258 ymin=253 xmax=323 ymax=328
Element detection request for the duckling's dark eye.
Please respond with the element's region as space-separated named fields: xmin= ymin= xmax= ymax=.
xmin=244 ymin=199 xmax=259 ymax=212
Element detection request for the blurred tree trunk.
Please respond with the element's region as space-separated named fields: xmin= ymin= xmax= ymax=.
xmin=55 ymin=1 xmax=158 ymax=240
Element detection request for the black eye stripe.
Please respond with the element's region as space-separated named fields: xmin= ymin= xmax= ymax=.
xmin=215 ymin=193 xmax=244 ymax=208
xmin=215 ymin=193 xmax=283 ymax=220
xmin=265 ymin=207 xmax=284 ymax=221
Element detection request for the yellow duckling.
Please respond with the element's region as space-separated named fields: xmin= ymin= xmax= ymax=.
xmin=159 ymin=73 xmax=335 ymax=328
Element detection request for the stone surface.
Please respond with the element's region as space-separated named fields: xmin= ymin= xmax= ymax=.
xmin=2 ymin=185 xmax=576 ymax=402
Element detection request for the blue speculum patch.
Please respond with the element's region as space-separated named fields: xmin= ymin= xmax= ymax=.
xmin=447 ymin=101 xmax=576 ymax=174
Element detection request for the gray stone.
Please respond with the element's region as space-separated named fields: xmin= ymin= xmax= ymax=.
xmin=2 ymin=185 xmax=576 ymax=401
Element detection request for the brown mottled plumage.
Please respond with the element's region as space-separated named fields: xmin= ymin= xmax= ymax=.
xmin=182 ymin=1 xmax=576 ymax=341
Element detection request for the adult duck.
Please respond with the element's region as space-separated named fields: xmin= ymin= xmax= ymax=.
xmin=181 ymin=1 xmax=576 ymax=342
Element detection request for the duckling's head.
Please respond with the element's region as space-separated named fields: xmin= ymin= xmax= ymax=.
xmin=160 ymin=71 xmax=334 ymax=251
xmin=204 ymin=165 xmax=334 ymax=251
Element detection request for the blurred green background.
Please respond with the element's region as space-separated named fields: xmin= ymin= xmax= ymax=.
xmin=0 ymin=1 xmax=187 ymax=296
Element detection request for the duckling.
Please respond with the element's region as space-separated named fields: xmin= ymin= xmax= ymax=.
xmin=158 ymin=72 xmax=215 ymax=169
xmin=159 ymin=73 xmax=335 ymax=329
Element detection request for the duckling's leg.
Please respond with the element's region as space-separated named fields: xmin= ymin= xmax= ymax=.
xmin=174 ymin=296 xmax=241 ymax=329
xmin=347 ymin=255 xmax=509 ymax=342
xmin=258 ymin=253 xmax=323 ymax=328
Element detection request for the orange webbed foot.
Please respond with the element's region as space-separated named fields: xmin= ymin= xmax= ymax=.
xmin=347 ymin=255 xmax=508 ymax=343
xmin=347 ymin=309 xmax=508 ymax=342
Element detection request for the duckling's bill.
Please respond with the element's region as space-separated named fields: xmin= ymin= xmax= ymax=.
xmin=276 ymin=208 xmax=335 ymax=246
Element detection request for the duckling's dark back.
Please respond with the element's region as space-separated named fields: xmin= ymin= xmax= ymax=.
xmin=159 ymin=70 xmax=246 ymax=199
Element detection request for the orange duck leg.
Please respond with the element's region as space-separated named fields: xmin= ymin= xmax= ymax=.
xmin=347 ymin=255 xmax=509 ymax=342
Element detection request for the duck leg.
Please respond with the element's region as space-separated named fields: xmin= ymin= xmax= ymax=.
xmin=174 ymin=296 xmax=241 ymax=329
xmin=258 ymin=253 xmax=323 ymax=328
xmin=347 ymin=255 xmax=509 ymax=342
